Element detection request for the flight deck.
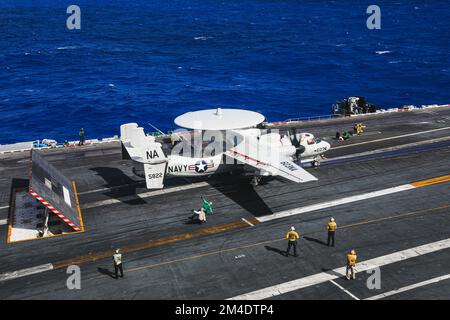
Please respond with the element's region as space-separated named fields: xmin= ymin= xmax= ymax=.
xmin=0 ymin=106 xmax=449 ymax=300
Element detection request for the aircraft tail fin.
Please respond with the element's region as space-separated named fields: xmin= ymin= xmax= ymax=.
xmin=120 ymin=123 xmax=168 ymax=189
xmin=143 ymin=163 xmax=166 ymax=189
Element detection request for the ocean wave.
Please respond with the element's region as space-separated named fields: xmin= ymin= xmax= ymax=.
xmin=57 ymin=46 xmax=79 ymax=50
xmin=1 ymin=2 xmax=449 ymax=145
xmin=193 ymin=36 xmax=213 ymax=41
xmin=376 ymin=50 xmax=391 ymax=55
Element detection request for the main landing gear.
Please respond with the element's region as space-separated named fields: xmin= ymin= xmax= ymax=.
xmin=251 ymin=176 xmax=262 ymax=186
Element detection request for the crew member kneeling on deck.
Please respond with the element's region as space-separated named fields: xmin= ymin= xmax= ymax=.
xmin=113 ymin=249 xmax=124 ymax=279
xmin=285 ymin=226 xmax=300 ymax=257
xmin=327 ymin=217 xmax=337 ymax=247
xmin=190 ymin=208 xmax=207 ymax=224
xmin=346 ymin=249 xmax=357 ymax=280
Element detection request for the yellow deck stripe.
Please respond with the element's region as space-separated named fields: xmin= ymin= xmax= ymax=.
xmin=124 ymin=204 xmax=450 ymax=274
xmin=410 ymin=175 xmax=450 ymax=188
xmin=6 ymin=188 xmax=18 ymax=244
xmin=72 ymin=180 xmax=85 ymax=232
xmin=34 ymin=174 xmax=450 ymax=269
xmin=6 ymin=219 xmax=12 ymax=244
xmin=52 ymin=217 xmax=260 ymax=269
xmin=52 ymin=202 xmax=450 ymax=273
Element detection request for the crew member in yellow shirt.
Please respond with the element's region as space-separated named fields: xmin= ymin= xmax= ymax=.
xmin=327 ymin=217 xmax=337 ymax=247
xmin=285 ymin=226 xmax=300 ymax=257
xmin=346 ymin=250 xmax=357 ymax=280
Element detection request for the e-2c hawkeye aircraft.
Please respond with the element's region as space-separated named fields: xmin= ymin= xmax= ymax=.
xmin=120 ymin=108 xmax=331 ymax=189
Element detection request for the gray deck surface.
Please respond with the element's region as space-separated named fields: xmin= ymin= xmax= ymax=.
xmin=0 ymin=107 xmax=449 ymax=300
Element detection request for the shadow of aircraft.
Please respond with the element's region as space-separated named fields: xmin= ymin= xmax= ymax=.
xmin=90 ymin=167 xmax=146 ymax=205
xmin=91 ymin=162 xmax=275 ymax=216
xmin=208 ymin=175 xmax=273 ymax=218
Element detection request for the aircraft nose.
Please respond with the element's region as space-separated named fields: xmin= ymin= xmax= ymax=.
xmin=324 ymin=141 xmax=331 ymax=150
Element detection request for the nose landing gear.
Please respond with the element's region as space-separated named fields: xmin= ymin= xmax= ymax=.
xmin=312 ymin=159 xmax=320 ymax=167
xmin=311 ymin=155 xmax=326 ymax=168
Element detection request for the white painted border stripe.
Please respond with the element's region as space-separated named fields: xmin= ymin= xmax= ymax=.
xmin=29 ymin=189 xmax=81 ymax=232
xmin=241 ymin=218 xmax=255 ymax=227
xmin=329 ymin=279 xmax=360 ymax=300
xmin=228 ymin=237 xmax=450 ymax=300
xmin=256 ymin=184 xmax=416 ymax=222
xmin=0 ymin=219 xmax=7 ymax=226
xmin=365 ymin=274 xmax=450 ymax=300
xmin=326 ymin=135 xmax=450 ymax=163
xmin=0 ymin=263 xmax=54 ymax=282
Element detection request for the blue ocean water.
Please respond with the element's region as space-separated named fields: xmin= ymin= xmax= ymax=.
xmin=1 ymin=0 xmax=449 ymax=144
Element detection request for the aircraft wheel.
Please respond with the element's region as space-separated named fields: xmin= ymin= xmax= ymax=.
xmin=251 ymin=176 xmax=261 ymax=186
xmin=312 ymin=160 xmax=320 ymax=167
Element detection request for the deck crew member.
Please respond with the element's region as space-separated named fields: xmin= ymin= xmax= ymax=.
xmin=285 ymin=226 xmax=300 ymax=257
xmin=79 ymin=128 xmax=85 ymax=146
xmin=353 ymin=123 xmax=366 ymax=135
xmin=346 ymin=249 xmax=357 ymax=280
xmin=359 ymin=123 xmax=366 ymax=133
xmin=327 ymin=217 xmax=337 ymax=247
xmin=113 ymin=249 xmax=124 ymax=279
xmin=190 ymin=208 xmax=207 ymax=223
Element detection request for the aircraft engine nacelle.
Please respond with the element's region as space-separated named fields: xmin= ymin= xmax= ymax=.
xmin=279 ymin=145 xmax=297 ymax=158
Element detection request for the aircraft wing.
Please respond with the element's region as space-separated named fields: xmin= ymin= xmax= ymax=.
xmin=270 ymin=158 xmax=318 ymax=183
xmin=225 ymin=140 xmax=318 ymax=184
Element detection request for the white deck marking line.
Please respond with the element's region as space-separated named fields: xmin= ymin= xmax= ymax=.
xmin=0 ymin=263 xmax=54 ymax=282
xmin=82 ymin=181 xmax=210 ymax=209
xmin=241 ymin=218 xmax=255 ymax=227
xmin=256 ymin=184 xmax=415 ymax=222
xmin=326 ymin=135 xmax=450 ymax=162
xmin=227 ymin=237 xmax=450 ymax=300
xmin=0 ymin=205 xmax=9 ymax=210
xmin=332 ymin=126 xmax=450 ymax=150
xmin=329 ymin=279 xmax=360 ymax=300
xmin=78 ymin=181 xmax=145 ymax=195
xmin=78 ymin=186 xmax=118 ymax=195
xmin=365 ymin=274 xmax=450 ymax=300
xmin=0 ymin=219 xmax=7 ymax=226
